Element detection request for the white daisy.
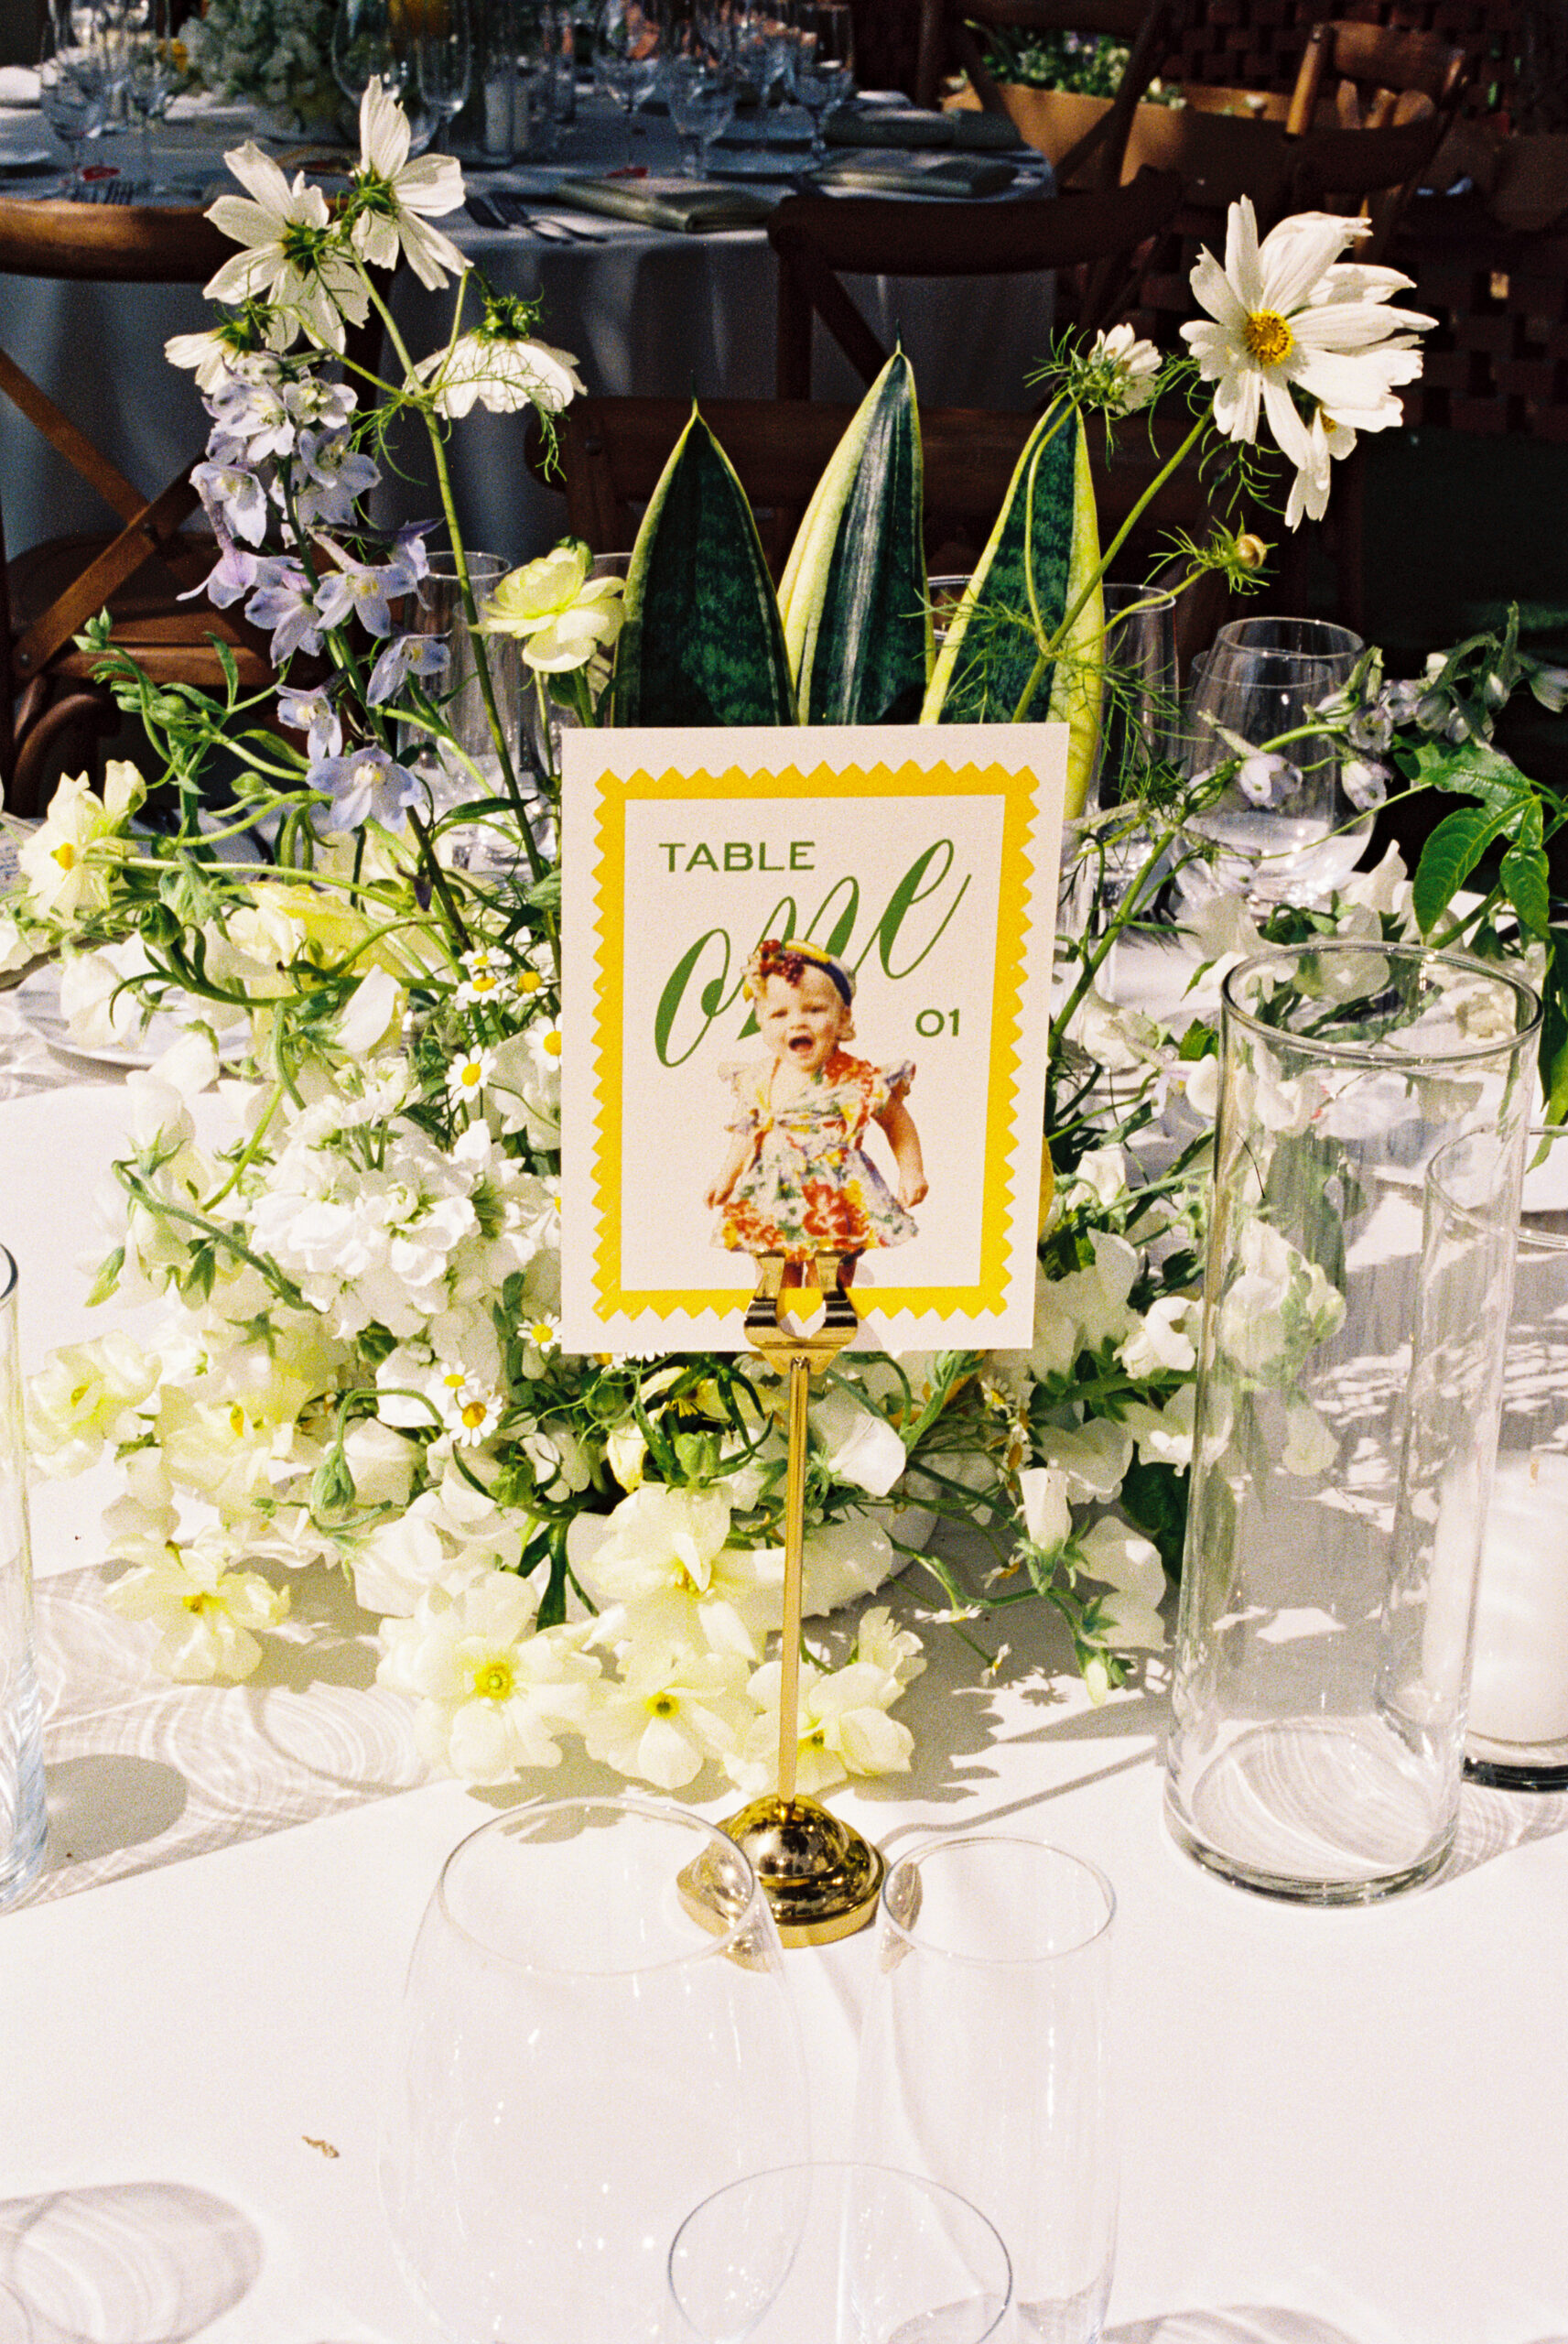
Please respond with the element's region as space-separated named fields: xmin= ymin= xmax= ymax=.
xmin=446 ymin=1047 xmax=495 ymax=1106
xmin=350 ymin=77 xmax=468 ymax=292
xmin=1181 ymin=199 xmax=1433 ymax=478
xmin=205 ymin=144 xmax=370 ymax=353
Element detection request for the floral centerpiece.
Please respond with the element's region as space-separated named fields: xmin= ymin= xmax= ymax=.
xmin=178 ymin=0 xmax=341 ymax=130
xmin=15 ymin=89 xmax=1560 ymax=1799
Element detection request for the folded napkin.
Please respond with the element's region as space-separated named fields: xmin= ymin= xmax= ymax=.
xmin=825 ymin=104 xmax=1022 ymax=154
xmin=0 ymin=114 xmax=55 ymax=168
xmin=552 ymin=175 xmax=775 ymax=232
xmin=813 ymin=151 xmax=1018 ymax=198
xmin=0 ymin=65 xmax=40 ymax=107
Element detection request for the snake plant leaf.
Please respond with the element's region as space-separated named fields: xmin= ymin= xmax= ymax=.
xmin=778 ymin=352 xmax=929 ymax=725
xmin=613 ymin=407 xmax=795 ymax=727
xmin=920 ymin=400 xmax=1104 ymax=816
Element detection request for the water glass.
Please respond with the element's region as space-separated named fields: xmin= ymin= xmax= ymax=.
xmin=396 ymin=550 xmax=519 ymax=813
xmin=789 ymin=0 xmax=853 ymax=162
xmin=1166 ymin=943 xmax=1541 ymax=1901
xmin=380 ymin=1798 xmax=808 ymax=2344
xmin=1179 ymin=616 xmax=1366 ymax=908
xmin=38 ymin=12 xmax=109 ymax=198
xmin=0 ymin=1252 xmax=48 ymax=1912
xmin=670 ymin=2164 xmax=1011 ymax=2344
xmin=851 ymin=1837 xmax=1117 ymax=2344
xmin=664 ymin=48 xmax=737 ymax=176
xmin=416 ymin=0 xmax=473 ymax=147
xmin=1081 ymin=581 xmax=1178 ymax=922
xmin=595 ymin=0 xmax=661 ymax=165
xmin=331 ymin=0 xmax=414 ymax=106
xmin=123 ymin=0 xmax=171 ymax=193
xmin=1458 ymin=1128 xmax=1568 ymax=1789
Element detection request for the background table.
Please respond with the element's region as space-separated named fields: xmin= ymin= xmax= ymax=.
xmin=0 ymin=1040 xmax=1564 ymax=2344
xmin=0 ymin=98 xmax=1055 ymax=571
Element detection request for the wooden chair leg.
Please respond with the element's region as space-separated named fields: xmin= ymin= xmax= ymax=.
xmin=9 ymin=686 xmax=110 ymax=819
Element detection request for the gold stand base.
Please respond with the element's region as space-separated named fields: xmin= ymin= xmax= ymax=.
xmin=720 ymin=1794 xmax=885 ymax=1948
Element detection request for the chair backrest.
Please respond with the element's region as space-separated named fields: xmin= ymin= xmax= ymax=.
xmin=1284 ymin=19 xmax=1469 ymax=139
xmin=766 ymin=168 xmax=1183 ymax=399
xmin=1283 ymin=110 xmax=1455 ymax=259
xmin=915 ymin=0 xmax=1183 ymax=191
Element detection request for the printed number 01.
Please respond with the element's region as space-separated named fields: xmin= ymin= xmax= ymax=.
xmin=915 ymin=1009 xmax=959 ymax=1037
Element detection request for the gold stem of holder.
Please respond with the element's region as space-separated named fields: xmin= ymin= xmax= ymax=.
xmin=717 ymin=1252 xmax=886 ymax=1949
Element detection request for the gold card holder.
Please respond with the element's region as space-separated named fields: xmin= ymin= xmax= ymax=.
xmin=718 ymin=1251 xmax=885 ymax=1948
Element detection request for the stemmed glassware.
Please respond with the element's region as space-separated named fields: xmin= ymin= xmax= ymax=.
xmin=661 ymin=16 xmax=736 ymax=179
xmin=731 ymin=1 xmax=793 ymax=158
xmin=416 ymin=0 xmax=472 ymax=149
xmin=38 ymin=4 xmax=110 ymax=199
xmin=1178 ymin=614 xmax=1368 ymax=908
xmin=331 ymin=0 xmax=415 ymax=110
xmin=788 ymin=0 xmax=853 ymax=166
xmin=594 ymin=0 xmax=662 ymax=167
xmin=123 ymin=0 xmax=171 ymax=196
xmin=380 ymin=1798 xmax=809 ymax=2344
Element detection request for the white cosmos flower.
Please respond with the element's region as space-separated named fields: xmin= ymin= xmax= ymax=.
xmin=351 ymin=77 xmax=468 ymax=291
xmin=414 ymin=328 xmax=584 ymax=419
xmin=1182 ymin=199 xmax=1433 ymax=489
xmin=205 ymin=144 xmax=370 ymax=353
xmin=1091 ymin=322 xmax=1162 ymax=414
xmin=1285 ymin=404 xmax=1357 ymax=527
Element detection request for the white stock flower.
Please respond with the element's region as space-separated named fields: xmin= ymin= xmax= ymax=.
xmin=377 ymin=1566 xmax=599 ymax=1784
xmin=105 ymin=1533 xmax=289 ymax=1682
xmin=351 ymin=77 xmax=467 ymax=289
xmin=205 ymin=144 xmax=369 ymax=352
xmin=583 ymin=1643 xmax=752 ymax=1788
xmin=1182 ymin=199 xmax=1433 ymax=500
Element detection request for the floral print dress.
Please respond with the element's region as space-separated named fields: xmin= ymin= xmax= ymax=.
xmin=717 ymin=1047 xmax=918 ymax=1261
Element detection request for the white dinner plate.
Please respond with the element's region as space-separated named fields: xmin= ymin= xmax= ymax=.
xmin=13 ymin=964 xmax=246 ymax=1072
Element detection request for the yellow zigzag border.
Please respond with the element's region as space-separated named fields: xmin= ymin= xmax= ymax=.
xmin=588 ymin=755 xmax=1043 ymax=1324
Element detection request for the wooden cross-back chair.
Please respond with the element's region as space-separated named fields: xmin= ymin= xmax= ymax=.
xmin=914 ymin=0 xmax=1185 ymax=192
xmin=766 ymin=168 xmax=1184 ymax=401
xmin=0 ymin=199 xmax=383 ymax=817
xmin=535 ymin=391 xmax=1234 ymax=663
xmin=1280 ymin=23 xmax=1470 ymax=262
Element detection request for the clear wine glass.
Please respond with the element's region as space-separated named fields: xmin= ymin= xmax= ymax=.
xmin=662 ymin=38 xmax=736 ymax=177
xmin=38 ymin=9 xmax=109 ymax=198
xmin=416 ymin=0 xmax=471 ymax=149
xmin=1178 ymin=614 xmax=1367 ymax=909
xmin=123 ymin=0 xmax=171 ymax=195
xmin=594 ymin=0 xmax=661 ymax=167
xmin=331 ymin=0 xmax=414 ymax=108
xmin=789 ymin=0 xmax=852 ymax=166
xmin=380 ymin=1797 xmax=809 ymax=2344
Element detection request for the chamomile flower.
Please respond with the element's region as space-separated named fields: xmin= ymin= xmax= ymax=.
xmin=434 ymin=1366 xmax=503 ymax=1447
xmin=521 ymin=1314 xmax=560 ymax=1376
xmin=455 ymin=946 xmax=514 ymax=1010
xmin=446 ymin=1047 xmax=495 ymax=1107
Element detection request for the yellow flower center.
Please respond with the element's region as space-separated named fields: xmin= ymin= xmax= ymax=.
xmin=543 ymin=1030 xmax=563 ymax=1058
xmin=51 ymin=841 xmax=79 ymax=872
xmin=518 ymin=970 xmax=543 ymax=993
xmin=1244 ymin=309 xmax=1293 ymax=366
xmin=441 ymin=1370 xmax=466 ymax=1392
xmin=474 ymin=1658 xmax=514 ymax=1700
xmin=460 ymin=1399 xmax=490 ymax=1429
xmin=460 ymin=1063 xmax=482 ymax=1087
xmin=183 ymin=1590 xmax=221 ymax=1614
xmin=650 ymin=1694 xmax=676 ymax=1717
xmin=229 ymin=1405 xmax=247 ymax=1438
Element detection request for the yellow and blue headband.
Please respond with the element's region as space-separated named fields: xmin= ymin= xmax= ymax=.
xmin=744 ymin=937 xmax=856 ymax=1008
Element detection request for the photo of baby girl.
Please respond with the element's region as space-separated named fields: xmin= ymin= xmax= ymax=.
xmin=706 ymin=938 xmax=928 ymax=1272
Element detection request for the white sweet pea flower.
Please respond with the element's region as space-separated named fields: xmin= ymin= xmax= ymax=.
xmin=1119 ymin=1295 xmax=1200 ymax=1381
xmin=1019 ymin=1463 xmax=1073 ymax=1555
xmin=579 ymin=1481 xmax=733 ymax=1602
xmin=730 ymin=1650 xmax=915 ymax=1798
xmin=1033 ymin=1416 xmax=1133 ymax=1503
xmin=1064 ymin=1145 xmax=1129 ymax=1210
xmin=1336 ymin=841 xmax=1410 ymax=922
xmin=105 ymin=1533 xmax=289 ymax=1682
xmin=205 ymin=144 xmax=369 ymax=353
xmin=1078 ymin=1515 xmax=1166 ymax=1610
xmin=1282 ymin=1393 xmax=1338 ymax=1476
xmin=583 ymin=1642 xmax=752 ymax=1788
xmin=27 ymin=1332 xmax=159 ymax=1475
xmin=1182 ymin=199 xmax=1433 ymax=502
xmin=1215 ymin=1216 xmax=1346 ymax=1386
xmin=1120 ymin=1384 xmax=1195 ymax=1469
xmin=811 ymin=1384 xmax=907 ymax=1499
xmin=377 ymin=1566 xmax=599 ymax=1784
xmin=853 ymin=1605 xmax=925 ymax=1691
xmin=350 ymin=76 xmax=467 ymax=288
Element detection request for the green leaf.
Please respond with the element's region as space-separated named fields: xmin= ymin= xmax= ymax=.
xmin=1540 ymin=933 xmax=1568 ymax=1127
xmin=1406 ymin=736 xmax=1530 ymax=811
xmin=920 ymin=398 xmax=1103 ymax=812
xmin=779 ymin=353 xmax=928 ymax=725
xmin=613 ymin=407 xmax=795 ymax=727
xmin=1411 ymin=804 xmax=1509 ymax=934
xmin=1500 ymin=841 xmax=1552 ymax=941
xmin=1118 ymin=1456 xmax=1187 ymax=1576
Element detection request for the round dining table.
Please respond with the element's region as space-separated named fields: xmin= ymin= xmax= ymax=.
xmin=0 ymin=93 xmax=1054 ymax=573
xmin=0 ymin=960 xmax=1563 ymax=2344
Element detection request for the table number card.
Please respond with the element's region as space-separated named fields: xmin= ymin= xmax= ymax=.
xmin=561 ymin=723 xmax=1066 ymax=1351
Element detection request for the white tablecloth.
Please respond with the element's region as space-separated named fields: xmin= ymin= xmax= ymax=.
xmin=1 ymin=101 xmax=1053 ymax=570
xmin=0 ymin=1047 xmax=1565 ymax=2344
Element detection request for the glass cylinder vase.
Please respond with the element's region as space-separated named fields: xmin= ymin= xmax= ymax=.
xmin=0 ymin=1249 xmax=47 ymax=1908
xmin=1166 ymin=942 xmax=1540 ymax=1901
